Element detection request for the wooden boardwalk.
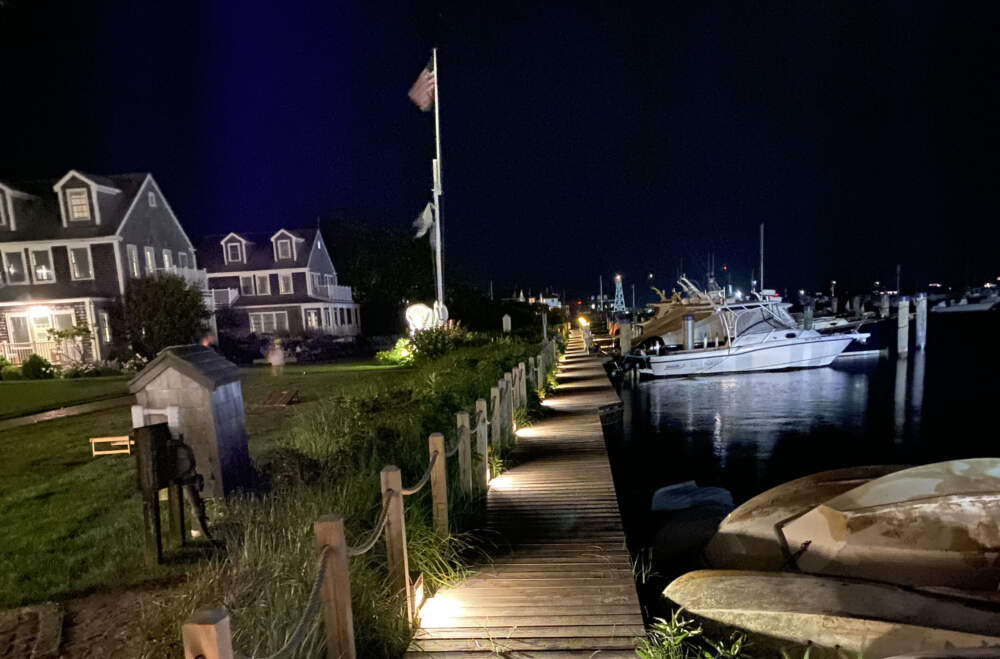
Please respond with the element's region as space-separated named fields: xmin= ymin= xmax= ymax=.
xmin=407 ymin=332 xmax=643 ymax=657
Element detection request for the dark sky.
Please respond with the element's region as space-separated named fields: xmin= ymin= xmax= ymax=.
xmin=1 ymin=1 xmax=998 ymax=303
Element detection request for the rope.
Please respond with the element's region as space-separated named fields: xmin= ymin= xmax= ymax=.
xmin=445 ymin=438 xmax=460 ymax=458
xmin=346 ymin=492 xmax=393 ymax=557
xmin=243 ymin=545 xmax=331 ymax=659
xmin=401 ymin=451 xmax=438 ymax=496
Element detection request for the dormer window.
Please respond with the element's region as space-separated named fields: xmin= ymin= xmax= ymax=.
xmin=226 ymin=243 xmax=242 ymax=263
xmin=67 ymin=189 xmax=91 ymax=221
xmin=277 ymin=239 xmax=292 ymax=260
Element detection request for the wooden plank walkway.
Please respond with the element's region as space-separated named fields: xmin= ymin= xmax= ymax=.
xmin=407 ymin=332 xmax=642 ymax=658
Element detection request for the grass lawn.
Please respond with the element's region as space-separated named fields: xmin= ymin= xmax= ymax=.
xmin=0 ymin=359 xmax=409 ymax=608
xmin=0 ymin=376 xmax=131 ymax=420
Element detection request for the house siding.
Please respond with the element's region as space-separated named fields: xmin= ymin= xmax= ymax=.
xmin=0 ymin=300 xmax=96 ymax=364
xmin=117 ymin=178 xmax=195 ymax=272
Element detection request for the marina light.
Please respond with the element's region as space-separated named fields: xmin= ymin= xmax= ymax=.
xmin=798 ymin=289 xmax=805 ymax=295
xmin=734 ymin=290 xmax=743 ymax=300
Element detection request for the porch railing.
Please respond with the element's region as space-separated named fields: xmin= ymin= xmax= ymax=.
xmin=2 ymin=341 xmax=63 ymax=365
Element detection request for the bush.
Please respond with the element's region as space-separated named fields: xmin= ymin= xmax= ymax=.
xmin=295 ymin=334 xmax=361 ymax=364
xmin=62 ymin=365 xmax=124 ymax=379
xmin=1 ymin=365 xmax=23 ymax=381
xmin=21 ymin=355 xmax=56 ymax=380
xmin=375 ymin=337 xmax=415 ymax=366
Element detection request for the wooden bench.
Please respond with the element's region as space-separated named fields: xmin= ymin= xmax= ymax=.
xmin=90 ymin=436 xmax=132 ymax=456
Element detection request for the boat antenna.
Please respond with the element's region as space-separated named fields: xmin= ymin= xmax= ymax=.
xmin=759 ymin=222 xmax=765 ymax=293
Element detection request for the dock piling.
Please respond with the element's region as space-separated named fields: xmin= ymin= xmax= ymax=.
xmin=897 ymin=297 xmax=910 ymax=359
xmin=915 ymin=293 xmax=927 ymax=350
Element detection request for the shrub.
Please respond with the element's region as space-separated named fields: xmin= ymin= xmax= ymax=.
xmin=21 ymin=355 xmax=56 ymax=380
xmin=375 ymin=337 xmax=415 ymax=366
xmin=62 ymin=365 xmax=124 ymax=379
xmin=1 ymin=365 xmax=23 ymax=381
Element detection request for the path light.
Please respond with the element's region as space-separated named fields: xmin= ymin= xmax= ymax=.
xmin=577 ymin=316 xmax=589 ymax=328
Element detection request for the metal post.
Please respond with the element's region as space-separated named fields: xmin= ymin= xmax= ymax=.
xmin=915 ymin=293 xmax=927 ymax=350
xmin=380 ymin=466 xmax=412 ymax=620
xmin=897 ymin=297 xmax=910 ymax=359
xmin=683 ymin=315 xmax=694 ymax=351
xmin=429 ymin=433 xmax=448 ymax=537
xmin=431 ymin=48 xmax=445 ymax=310
xmin=456 ymin=412 xmax=472 ymax=494
xmin=314 ymin=515 xmax=356 ymax=657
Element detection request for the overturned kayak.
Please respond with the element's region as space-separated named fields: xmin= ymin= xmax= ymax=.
xmin=665 ymin=570 xmax=1000 ymax=658
xmin=705 ymin=459 xmax=1000 ymax=590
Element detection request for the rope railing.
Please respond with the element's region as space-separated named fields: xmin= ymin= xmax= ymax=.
xmin=182 ymin=338 xmax=565 ymax=659
xmin=401 ymin=450 xmax=438 ymax=496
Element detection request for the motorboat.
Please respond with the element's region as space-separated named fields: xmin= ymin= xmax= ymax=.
xmin=629 ymin=282 xmax=868 ymax=377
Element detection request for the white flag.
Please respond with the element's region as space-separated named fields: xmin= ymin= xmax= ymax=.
xmin=413 ymin=202 xmax=435 ymax=238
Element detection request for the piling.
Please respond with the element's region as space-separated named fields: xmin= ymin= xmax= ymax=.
xmin=897 ymin=297 xmax=910 ymax=359
xmin=803 ymin=305 xmax=814 ymax=330
xmin=683 ymin=314 xmax=694 ymax=350
xmin=831 ymin=297 xmax=838 ymax=314
xmin=880 ymin=294 xmax=890 ymax=319
xmin=915 ymin=293 xmax=927 ymax=350
xmin=619 ymin=320 xmax=632 ymax=355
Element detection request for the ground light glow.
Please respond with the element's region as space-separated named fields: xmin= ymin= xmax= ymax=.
xmin=417 ymin=595 xmax=462 ymax=628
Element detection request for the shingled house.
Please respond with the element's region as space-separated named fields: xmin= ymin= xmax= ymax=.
xmin=0 ymin=170 xmax=202 ymax=365
xmin=200 ymin=229 xmax=360 ymax=337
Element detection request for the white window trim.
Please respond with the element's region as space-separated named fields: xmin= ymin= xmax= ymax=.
xmin=29 ymin=247 xmax=57 ymax=284
xmin=143 ymin=246 xmax=156 ymax=275
xmin=178 ymin=251 xmax=188 ymax=268
xmin=279 ymin=273 xmax=293 ymax=294
xmin=255 ymin=273 xmax=271 ymax=295
xmin=147 ymin=191 xmax=157 ymax=207
xmin=162 ymin=249 xmax=173 ymax=269
xmin=239 ymin=275 xmax=255 ymax=296
xmin=66 ymin=188 xmax=92 ymax=221
xmin=276 ymin=239 xmax=292 ymax=260
xmin=0 ymin=194 xmax=6 ymax=227
xmin=2 ymin=250 xmax=28 ymax=285
xmin=127 ymin=244 xmax=141 ymax=278
xmin=225 ymin=242 xmax=243 ymax=264
xmin=249 ymin=311 xmax=288 ymax=335
xmin=68 ymin=245 xmax=95 ymax=281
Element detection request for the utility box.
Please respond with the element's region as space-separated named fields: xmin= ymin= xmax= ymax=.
xmin=128 ymin=345 xmax=251 ymax=497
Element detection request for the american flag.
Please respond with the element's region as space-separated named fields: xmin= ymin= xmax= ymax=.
xmin=408 ymin=59 xmax=435 ymax=112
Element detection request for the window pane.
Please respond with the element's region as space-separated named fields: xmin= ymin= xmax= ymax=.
xmin=323 ymin=308 xmax=331 ymax=326
xmin=67 ymin=189 xmax=90 ymax=220
xmin=306 ymin=309 xmax=320 ymax=328
xmin=227 ymin=243 xmax=241 ymax=262
xmin=9 ymin=316 xmax=29 ymax=343
xmin=255 ymin=275 xmax=270 ymax=295
xmin=99 ymin=312 xmax=111 ymax=342
xmin=54 ymin=313 xmax=75 ymax=331
xmin=144 ymin=247 xmax=155 ymax=274
xmin=249 ymin=314 xmax=262 ymax=334
xmin=263 ymin=313 xmax=277 ymax=333
xmin=70 ymin=247 xmax=92 ymax=279
xmin=339 ymin=308 xmax=345 ymax=324
xmin=127 ymin=245 xmax=140 ymax=277
xmin=240 ymin=276 xmax=254 ymax=295
xmin=279 ymin=275 xmax=292 ymax=294
xmin=277 ymin=240 xmax=291 ymax=259
xmin=178 ymin=251 xmax=188 ymax=268
xmin=163 ymin=250 xmax=172 ymax=268
xmin=4 ymin=252 xmax=26 ymax=283
xmin=32 ymin=250 xmax=54 ymax=282
xmin=276 ymin=313 xmax=288 ymax=331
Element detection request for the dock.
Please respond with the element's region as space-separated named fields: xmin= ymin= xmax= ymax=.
xmin=407 ymin=331 xmax=643 ymax=657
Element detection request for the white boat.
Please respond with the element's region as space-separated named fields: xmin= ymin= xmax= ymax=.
xmin=634 ymin=297 xmax=868 ymax=377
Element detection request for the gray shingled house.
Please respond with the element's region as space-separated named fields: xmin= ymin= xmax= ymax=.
xmin=0 ymin=170 xmax=202 ymax=365
xmin=199 ymin=229 xmax=360 ymax=337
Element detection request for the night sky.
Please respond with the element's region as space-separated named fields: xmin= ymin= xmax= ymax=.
xmin=1 ymin=1 xmax=998 ymax=303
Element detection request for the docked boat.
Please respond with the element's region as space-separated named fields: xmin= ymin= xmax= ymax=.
xmin=630 ymin=283 xmax=868 ymax=377
xmin=932 ymin=292 xmax=1000 ymax=313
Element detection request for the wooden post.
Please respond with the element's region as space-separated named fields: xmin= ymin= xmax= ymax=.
xmin=528 ymin=356 xmax=536 ymax=390
xmin=475 ymin=399 xmax=488 ymax=488
xmin=519 ymin=362 xmax=527 ymax=408
xmin=915 ymin=293 xmax=927 ymax=350
xmin=456 ymin=412 xmax=472 ymax=494
xmin=167 ymin=481 xmax=186 ymax=547
xmin=503 ymin=372 xmax=514 ymax=441
xmin=897 ymin=297 xmax=910 ymax=359
xmin=541 ymin=311 xmax=548 ymax=340
xmin=490 ymin=384 xmax=501 ymax=449
xmin=428 ymin=433 xmax=448 ymax=537
xmin=314 ymin=515 xmax=356 ymax=658
xmin=380 ymin=466 xmax=412 ymax=620
xmin=182 ymin=608 xmax=234 ymax=659
xmin=134 ymin=425 xmax=164 ymax=566
xmin=880 ymin=293 xmax=890 ymax=319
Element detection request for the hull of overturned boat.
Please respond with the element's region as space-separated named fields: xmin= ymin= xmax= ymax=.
xmin=664 ymin=570 xmax=1000 ymax=659
xmin=640 ymin=331 xmax=859 ymax=377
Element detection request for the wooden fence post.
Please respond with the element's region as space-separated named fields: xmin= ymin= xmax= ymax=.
xmin=503 ymin=372 xmax=514 ymax=440
xmin=314 ymin=515 xmax=356 ymax=659
xmin=456 ymin=412 xmax=472 ymax=494
xmin=429 ymin=433 xmax=448 ymax=538
xmin=475 ymin=399 xmax=489 ymax=488
xmin=380 ymin=466 xmax=413 ymax=620
xmin=133 ymin=425 xmax=164 ymax=566
xmin=490 ymin=384 xmax=501 ymax=449
xmin=182 ymin=608 xmax=234 ymax=659
xmin=518 ymin=362 xmax=527 ymax=409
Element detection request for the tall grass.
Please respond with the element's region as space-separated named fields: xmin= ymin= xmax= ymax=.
xmin=140 ymin=337 xmax=553 ymax=657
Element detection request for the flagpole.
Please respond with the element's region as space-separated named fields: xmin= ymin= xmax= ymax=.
xmin=431 ymin=47 xmax=445 ymax=312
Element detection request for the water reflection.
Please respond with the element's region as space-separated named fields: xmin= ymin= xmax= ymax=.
xmin=894 ymin=358 xmax=907 ymax=441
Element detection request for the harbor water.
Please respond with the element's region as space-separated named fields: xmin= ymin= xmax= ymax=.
xmin=607 ymin=312 xmax=999 ymax=574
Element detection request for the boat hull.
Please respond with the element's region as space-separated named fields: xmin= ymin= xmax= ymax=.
xmin=639 ymin=334 xmax=857 ymax=377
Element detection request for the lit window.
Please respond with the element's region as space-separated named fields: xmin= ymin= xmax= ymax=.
xmin=67 ymin=189 xmax=91 ymax=220
xmin=144 ymin=246 xmax=156 ymax=274
xmin=162 ymin=249 xmax=172 ymax=269
xmin=69 ymin=246 xmax=93 ymax=280
xmin=2 ymin=251 xmax=27 ymax=284
xmin=31 ymin=249 xmax=55 ymax=282
xmin=240 ymin=276 xmax=254 ymax=295
xmin=148 ymin=191 xmax=157 ymax=207
xmin=249 ymin=311 xmax=287 ymax=334
xmin=277 ymin=239 xmax=292 ymax=259
xmin=127 ymin=244 xmax=140 ymax=278
xmin=279 ymin=274 xmax=293 ymax=294
xmin=226 ymin=242 xmax=242 ymax=263
xmin=255 ymin=274 xmax=271 ymax=295
xmin=98 ymin=311 xmax=112 ymax=343
xmin=306 ymin=308 xmax=321 ymax=329
xmin=178 ymin=251 xmax=188 ymax=268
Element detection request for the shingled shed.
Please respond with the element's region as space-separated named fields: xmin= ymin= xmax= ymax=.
xmin=128 ymin=345 xmax=251 ymax=497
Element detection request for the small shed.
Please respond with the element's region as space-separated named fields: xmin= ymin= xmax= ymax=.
xmin=128 ymin=345 xmax=251 ymax=497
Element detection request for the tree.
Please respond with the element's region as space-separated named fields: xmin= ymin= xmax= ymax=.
xmin=115 ymin=274 xmax=210 ymax=360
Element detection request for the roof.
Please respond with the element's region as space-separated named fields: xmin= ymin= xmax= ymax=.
xmin=232 ymin=293 xmax=328 ymax=307
xmin=128 ymin=344 xmax=241 ymax=393
xmin=198 ymin=229 xmax=318 ymax=273
xmin=0 ymin=172 xmax=148 ymax=241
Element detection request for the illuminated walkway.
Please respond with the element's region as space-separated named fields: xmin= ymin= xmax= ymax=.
xmin=407 ymin=331 xmax=642 ymax=657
